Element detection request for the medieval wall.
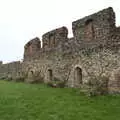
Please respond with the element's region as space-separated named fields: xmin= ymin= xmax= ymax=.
xmin=0 ymin=7 xmax=120 ymax=94
xmin=72 ymin=7 xmax=115 ymax=42
xmin=24 ymin=37 xmax=41 ymax=61
xmin=42 ymin=26 xmax=68 ymax=50
xmin=0 ymin=61 xmax=22 ymax=80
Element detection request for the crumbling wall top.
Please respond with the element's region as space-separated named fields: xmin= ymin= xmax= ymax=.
xmin=24 ymin=37 xmax=41 ymax=61
xmin=23 ymin=7 xmax=119 ymax=62
xmin=72 ymin=7 xmax=115 ymax=42
xmin=42 ymin=26 xmax=68 ymax=50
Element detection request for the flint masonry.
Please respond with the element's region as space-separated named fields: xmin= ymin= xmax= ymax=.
xmin=0 ymin=7 xmax=120 ymax=93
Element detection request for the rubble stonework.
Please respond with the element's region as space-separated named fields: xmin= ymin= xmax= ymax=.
xmin=0 ymin=7 xmax=120 ymax=94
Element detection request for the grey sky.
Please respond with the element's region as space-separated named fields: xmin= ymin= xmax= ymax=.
xmin=0 ymin=0 xmax=120 ymax=63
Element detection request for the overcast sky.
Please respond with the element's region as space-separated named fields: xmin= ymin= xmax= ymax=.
xmin=0 ymin=0 xmax=120 ymax=63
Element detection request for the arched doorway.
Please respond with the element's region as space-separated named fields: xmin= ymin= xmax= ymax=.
xmin=74 ymin=67 xmax=82 ymax=86
xmin=48 ymin=69 xmax=53 ymax=81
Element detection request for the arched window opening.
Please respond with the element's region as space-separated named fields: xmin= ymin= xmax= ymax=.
xmin=74 ymin=67 xmax=82 ymax=85
xmin=48 ymin=69 xmax=53 ymax=81
xmin=85 ymin=19 xmax=94 ymax=41
xmin=31 ymin=70 xmax=34 ymax=75
xmin=18 ymin=72 xmax=20 ymax=75
xmin=49 ymin=33 xmax=55 ymax=48
xmin=29 ymin=45 xmax=33 ymax=55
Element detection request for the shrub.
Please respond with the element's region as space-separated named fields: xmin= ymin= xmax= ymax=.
xmin=15 ymin=76 xmax=25 ymax=82
xmin=47 ymin=80 xmax=66 ymax=88
xmin=86 ymin=75 xmax=109 ymax=96
xmin=7 ymin=75 xmax=12 ymax=81
xmin=0 ymin=76 xmax=6 ymax=80
xmin=47 ymin=81 xmax=57 ymax=88
xmin=57 ymin=81 xmax=66 ymax=88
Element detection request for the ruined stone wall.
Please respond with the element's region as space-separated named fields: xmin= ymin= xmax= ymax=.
xmin=22 ymin=58 xmax=72 ymax=83
xmin=42 ymin=27 xmax=68 ymax=50
xmin=21 ymin=7 xmax=120 ymax=94
xmin=23 ymin=7 xmax=117 ymax=62
xmin=24 ymin=37 xmax=41 ymax=61
xmin=72 ymin=7 xmax=115 ymax=43
xmin=0 ymin=7 xmax=120 ymax=94
xmin=0 ymin=61 xmax=22 ymax=80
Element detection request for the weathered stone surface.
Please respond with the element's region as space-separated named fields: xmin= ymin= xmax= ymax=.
xmin=24 ymin=37 xmax=41 ymax=61
xmin=0 ymin=7 xmax=120 ymax=94
xmin=72 ymin=7 xmax=115 ymax=42
xmin=108 ymin=68 xmax=120 ymax=93
xmin=0 ymin=61 xmax=22 ymax=80
xmin=42 ymin=26 xmax=68 ymax=51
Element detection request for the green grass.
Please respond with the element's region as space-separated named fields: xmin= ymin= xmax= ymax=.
xmin=0 ymin=81 xmax=120 ymax=120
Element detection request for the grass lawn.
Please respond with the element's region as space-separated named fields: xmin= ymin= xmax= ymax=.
xmin=0 ymin=81 xmax=120 ymax=120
